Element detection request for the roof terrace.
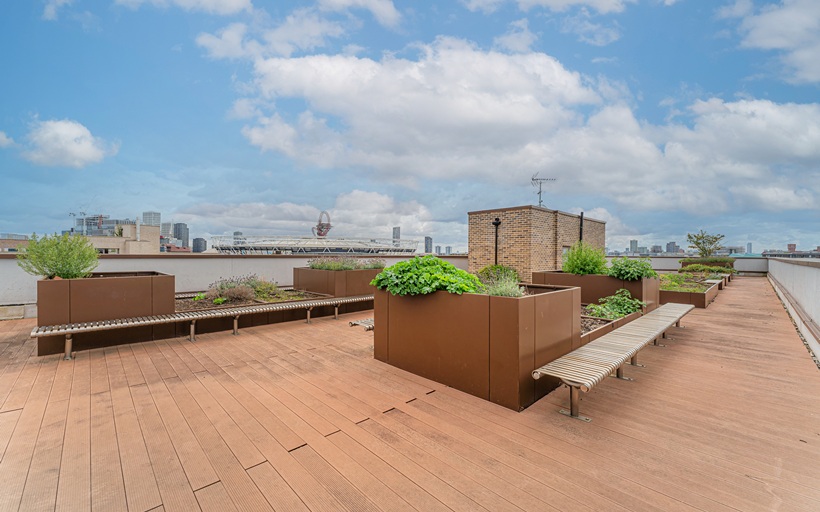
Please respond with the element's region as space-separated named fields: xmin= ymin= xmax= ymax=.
xmin=0 ymin=275 xmax=818 ymax=511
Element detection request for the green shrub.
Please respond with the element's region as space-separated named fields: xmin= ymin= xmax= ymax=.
xmin=679 ymin=264 xmax=736 ymax=275
xmin=193 ymin=293 xmax=206 ymax=301
xmin=16 ymin=233 xmax=99 ymax=279
xmin=562 ymin=241 xmax=607 ymax=275
xmin=679 ymin=256 xmax=735 ymax=267
xmin=585 ymin=289 xmax=645 ymax=319
xmin=660 ymin=273 xmax=708 ymax=292
xmin=476 ymin=264 xmax=520 ymax=285
xmin=607 ymin=257 xmax=657 ymax=281
xmin=308 ymin=256 xmax=386 ymax=270
xmin=222 ymin=285 xmax=256 ymax=301
xmin=213 ymin=297 xmax=227 ymax=305
xmin=207 ymin=274 xmax=280 ymax=301
xmin=370 ymin=255 xmax=484 ymax=296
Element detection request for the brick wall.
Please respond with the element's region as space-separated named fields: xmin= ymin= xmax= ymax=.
xmin=468 ymin=206 xmax=606 ymax=282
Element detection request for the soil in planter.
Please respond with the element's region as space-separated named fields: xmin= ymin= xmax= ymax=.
xmin=175 ymin=290 xmax=323 ymax=312
xmin=581 ymin=316 xmax=610 ymax=335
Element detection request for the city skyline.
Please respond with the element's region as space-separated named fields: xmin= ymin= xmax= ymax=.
xmin=1 ymin=1 xmax=819 ymax=253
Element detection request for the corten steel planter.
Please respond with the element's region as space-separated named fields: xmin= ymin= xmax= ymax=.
xmin=531 ymin=271 xmax=660 ymax=313
xmin=37 ymin=272 xmax=175 ymax=356
xmin=659 ymin=283 xmax=720 ymax=308
xmin=373 ymin=284 xmax=581 ymax=411
xmin=293 ymin=267 xmax=379 ymax=314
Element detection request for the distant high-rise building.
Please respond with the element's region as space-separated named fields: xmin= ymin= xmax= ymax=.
xmin=787 ymin=243 xmax=797 ymax=253
xmin=629 ymin=239 xmax=638 ymax=253
xmin=435 ymin=245 xmax=441 ymax=255
xmin=747 ymin=242 xmax=752 ymax=254
xmin=142 ymin=211 xmax=161 ymax=226
xmin=192 ymin=238 xmax=207 ymax=253
xmin=173 ymin=223 xmax=189 ymax=248
xmin=666 ymin=241 xmax=679 ymax=253
xmin=637 ymin=246 xmax=648 ymax=254
xmin=651 ymin=245 xmax=662 ymax=253
xmin=392 ymin=226 xmax=400 ymax=240
xmin=445 ymin=246 xmax=452 ymax=255
xmin=424 ymin=236 xmax=433 ymax=253
xmin=160 ymin=222 xmax=173 ymax=237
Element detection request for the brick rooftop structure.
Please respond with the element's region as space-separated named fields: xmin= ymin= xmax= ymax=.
xmin=468 ymin=205 xmax=605 ymax=282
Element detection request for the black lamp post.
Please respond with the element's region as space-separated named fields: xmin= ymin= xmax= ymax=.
xmin=492 ymin=217 xmax=501 ymax=265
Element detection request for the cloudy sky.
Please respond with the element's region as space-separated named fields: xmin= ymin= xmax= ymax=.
xmin=1 ymin=0 xmax=818 ymax=252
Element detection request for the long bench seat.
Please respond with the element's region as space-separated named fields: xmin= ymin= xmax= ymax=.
xmin=31 ymin=294 xmax=374 ymax=360
xmin=532 ymin=302 xmax=695 ymax=421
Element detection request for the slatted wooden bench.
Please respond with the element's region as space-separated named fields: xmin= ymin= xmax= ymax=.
xmin=532 ymin=303 xmax=695 ymax=421
xmin=31 ymin=294 xmax=374 ymax=360
xmin=349 ymin=318 xmax=374 ymax=331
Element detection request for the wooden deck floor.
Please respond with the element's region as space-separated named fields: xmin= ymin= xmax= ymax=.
xmin=0 ymin=276 xmax=819 ymax=511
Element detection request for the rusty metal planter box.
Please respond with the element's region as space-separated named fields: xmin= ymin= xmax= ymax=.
xmin=531 ymin=272 xmax=660 ymax=313
xmin=292 ymin=267 xmax=379 ymax=315
xmin=373 ymin=284 xmax=581 ymax=411
xmin=580 ymin=316 xmax=615 ymax=346
xmin=36 ymin=271 xmax=175 ymax=355
xmin=659 ymin=283 xmax=720 ymax=308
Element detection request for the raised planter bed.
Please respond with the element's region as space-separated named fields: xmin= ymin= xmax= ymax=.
xmin=37 ymin=271 xmax=175 ymax=356
xmin=531 ymin=271 xmax=660 ymax=312
xmin=293 ymin=267 xmax=379 ymax=315
xmin=373 ymin=284 xmax=581 ymax=411
xmin=580 ymin=316 xmax=614 ymax=346
xmin=660 ymin=283 xmax=720 ymax=308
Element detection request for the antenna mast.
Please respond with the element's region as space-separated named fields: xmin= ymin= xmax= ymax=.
xmin=531 ymin=174 xmax=556 ymax=207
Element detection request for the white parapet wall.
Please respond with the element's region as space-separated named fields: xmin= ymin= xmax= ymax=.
xmin=767 ymin=258 xmax=820 ymax=359
xmin=0 ymin=254 xmax=469 ymax=316
xmin=605 ymin=255 xmax=768 ymax=274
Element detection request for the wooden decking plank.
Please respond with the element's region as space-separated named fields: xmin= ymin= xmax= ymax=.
xmin=162 ymin=376 xmax=274 ymax=512
xmin=104 ymin=348 xmax=163 ymax=512
xmin=321 ymin=342 xmax=436 ymax=395
xmin=247 ymin=462 xmax=310 ymax=512
xmin=289 ymin=444 xmax=382 ymax=512
xmin=129 ymin=383 xmax=201 ymax=511
xmin=0 ymin=350 xmax=42 ymax=412
xmin=269 ymin=355 xmax=375 ymax=423
xmin=0 ymin=347 xmax=56 ymax=512
xmin=359 ymin=418 xmax=521 ymax=512
xmin=16 ymin=398 xmax=67 ymax=512
xmin=90 ymin=391 xmax=127 ymax=512
xmin=0 ymin=409 xmax=21 ymax=464
xmin=376 ymin=409 xmax=572 ymax=512
xmin=55 ymin=350 xmax=92 ymax=512
xmin=194 ymin=482 xmax=239 ymax=512
xmin=89 ymin=349 xmax=110 ymax=395
xmin=117 ymin=345 xmax=146 ymax=387
xmin=421 ymin=393 xmax=705 ymax=512
xmin=128 ymin=343 xmax=221 ymax=490
xmin=172 ymin=368 xmax=267 ymax=470
xmin=49 ymin=356 xmax=75 ymax=403
xmin=155 ymin=338 xmax=205 ymax=377
xmin=326 ymin=430 xmax=451 ymax=512
xmin=160 ymin=338 xmax=206 ymax=374
xmin=143 ymin=341 xmax=178 ymax=381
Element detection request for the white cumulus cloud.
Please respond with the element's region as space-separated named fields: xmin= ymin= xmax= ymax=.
xmin=22 ymin=119 xmax=119 ymax=168
xmin=494 ymin=18 xmax=538 ymax=53
xmin=0 ymin=131 xmax=14 ymax=148
xmin=115 ymin=0 xmax=252 ymax=15
xmin=43 ymin=0 xmax=73 ymax=20
xmin=317 ymin=0 xmax=401 ymax=27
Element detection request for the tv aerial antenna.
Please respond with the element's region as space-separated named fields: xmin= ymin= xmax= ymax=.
xmin=531 ymin=174 xmax=556 ymax=207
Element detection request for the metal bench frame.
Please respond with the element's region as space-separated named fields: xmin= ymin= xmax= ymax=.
xmin=532 ymin=303 xmax=695 ymax=421
xmin=31 ymin=294 xmax=374 ymax=360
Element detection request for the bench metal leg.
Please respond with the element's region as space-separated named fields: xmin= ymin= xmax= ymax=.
xmin=613 ymin=365 xmax=633 ymax=381
xmin=334 ymin=305 xmax=339 ymax=320
xmin=306 ymin=307 xmax=313 ymax=324
xmin=559 ymin=386 xmax=591 ymax=422
xmin=233 ymin=316 xmax=239 ymax=335
xmin=64 ymin=334 xmax=72 ymax=361
xmin=631 ymin=354 xmax=645 ymax=367
xmin=190 ymin=320 xmax=196 ymax=342
xmin=655 ymin=332 xmax=666 ymax=347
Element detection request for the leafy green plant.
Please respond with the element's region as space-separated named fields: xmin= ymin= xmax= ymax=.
xmin=308 ymin=256 xmax=386 ymax=270
xmin=562 ymin=241 xmax=607 ymax=275
xmin=193 ymin=293 xmax=206 ymax=301
xmin=585 ymin=289 xmax=645 ymax=319
xmin=607 ymin=257 xmax=657 ymax=281
xmin=477 ymin=264 xmax=520 ymax=284
xmin=370 ymin=255 xmax=484 ymax=296
xmin=680 ymin=256 xmax=735 ymax=268
xmin=207 ymin=274 xmax=282 ymax=301
xmin=660 ymin=273 xmax=708 ymax=292
xmin=213 ymin=297 xmax=227 ymax=305
xmin=686 ymin=230 xmax=725 ymax=258
xmin=16 ymin=233 xmax=99 ymax=279
xmin=679 ymin=264 xmax=735 ymax=275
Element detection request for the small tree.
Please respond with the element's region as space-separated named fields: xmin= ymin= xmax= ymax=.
xmin=686 ymin=230 xmax=725 ymax=258
xmin=562 ymin=241 xmax=607 ymax=275
xmin=17 ymin=233 xmax=99 ymax=279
